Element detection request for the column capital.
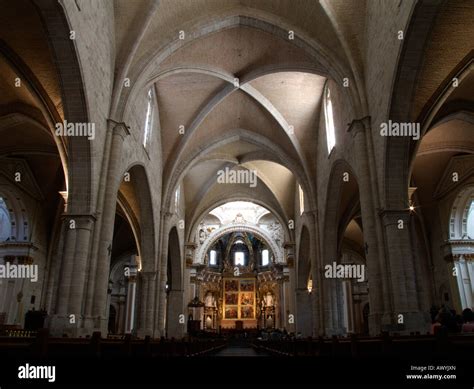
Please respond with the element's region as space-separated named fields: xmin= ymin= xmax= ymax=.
xmin=303 ymin=209 xmax=318 ymax=221
xmin=445 ymin=253 xmax=474 ymax=262
xmin=379 ymin=208 xmax=411 ymax=225
xmin=107 ymin=119 xmax=130 ymax=139
xmin=61 ymin=213 xmax=96 ymax=229
xmin=185 ymin=243 xmax=197 ymax=267
xmin=163 ymin=211 xmax=174 ymax=221
xmin=139 ymin=271 xmax=158 ymax=280
xmin=347 ymin=116 xmax=371 ymax=137
xmin=125 ymin=264 xmax=138 ymax=283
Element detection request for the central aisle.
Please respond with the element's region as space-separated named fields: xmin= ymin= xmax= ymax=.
xmin=211 ymin=340 xmax=270 ymax=357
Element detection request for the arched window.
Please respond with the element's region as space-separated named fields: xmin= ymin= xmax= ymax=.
xmin=234 ymin=251 xmax=245 ymax=266
xmin=143 ymin=88 xmax=154 ymax=147
xmin=262 ymin=249 xmax=269 ymax=266
xmin=324 ymin=85 xmax=336 ymax=154
xmin=174 ymin=186 xmax=180 ymax=213
xmin=448 ymin=187 xmax=474 ymax=310
xmin=450 ymin=188 xmax=474 ymax=239
xmin=467 ymin=200 xmax=474 ymax=239
xmin=209 ymin=250 xmax=217 ymax=266
xmin=299 ymin=185 xmax=304 ymax=215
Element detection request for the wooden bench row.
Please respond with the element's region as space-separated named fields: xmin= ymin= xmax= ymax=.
xmin=252 ymin=333 xmax=474 ymax=357
xmin=0 ymin=329 xmax=227 ymax=359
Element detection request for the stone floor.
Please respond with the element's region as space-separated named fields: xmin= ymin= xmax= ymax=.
xmin=212 ymin=344 xmax=269 ymax=357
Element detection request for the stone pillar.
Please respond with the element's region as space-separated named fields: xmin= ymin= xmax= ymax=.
xmin=286 ymin=267 xmax=296 ymax=333
xmin=137 ymin=271 xmax=156 ymax=337
xmin=322 ymin=277 xmax=346 ymax=335
xmin=295 ymin=288 xmax=312 ymax=337
xmin=156 ymin=214 xmax=172 ymax=335
xmin=353 ymin=298 xmax=362 ymax=333
xmin=307 ymin=263 xmax=320 ymax=336
xmin=56 ymin=220 xmax=77 ymax=316
xmin=348 ymin=118 xmax=388 ymax=334
xmin=343 ymin=280 xmax=354 ymax=333
xmin=183 ymin=254 xmax=193 ymax=334
xmin=380 ymin=210 xmax=430 ymax=333
xmin=91 ymin=121 xmax=129 ymax=334
xmin=44 ymin=208 xmax=67 ymax=315
xmin=68 ymin=216 xmax=95 ymax=317
xmin=166 ymin=289 xmax=185 ymax=338
xmin=117 ymin=295 xmax=126 ymax=334
xmin=124 ymin=265 xmax=138 ymax=334
xmin=276 ymin=279 xmax=283 ymax=329
xmin=49 ymin=215 xmax=95 ymax=336
xmin=105 ymin=280 xmax=113 ymax=333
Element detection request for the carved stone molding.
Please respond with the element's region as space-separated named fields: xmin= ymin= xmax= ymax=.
xmin=442 ymin=239 xmax=474 ymax=261
xmin=195 ymin=223 xmax=284 ymax=265
xmin=434 ymin=155 xmax=474 ymax=199
xmin=0 ymin=242 xmax=37 ymax=260
xmin=0 ymin=158 xmax=44 ymax=200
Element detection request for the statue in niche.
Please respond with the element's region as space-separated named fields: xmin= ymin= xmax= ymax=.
xmin=265 ymin=292 xmax=274 ymax=307
xmin=204 ymin=291 xmax=216 ymax=307
xmin=198 ymin=229 xmax=206 ymax=244
xmin=268 ymin=222 xmax=282 ymax=247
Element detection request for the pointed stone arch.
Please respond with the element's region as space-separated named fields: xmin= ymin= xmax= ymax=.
xmin=34 ymin=0 xmax=92 ymax=214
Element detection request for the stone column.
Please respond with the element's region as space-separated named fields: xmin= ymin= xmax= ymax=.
xmin=44 ymin=205 xmax=67 ymax=315
xmin=343 ymin=280 xmax=354 ymax=333
xmin=105 ymin=280 xmax=113 ymax=333
xmin=380 ymin=209 xmax=430 ymax=333
xmin=56 ymin=220 xmax=77 ymax=316
xmin=124 ymin=265 xmax=138 ymax=334
xmin=67 ymin=216 xmax=95 ymax=318
xmin=137 ymin=271 xmax=156 ymax=337
xmin=49 ymin=215 xmax=95 ymax=336
xmin=311 ymin=253 xmax=327 ymax=337
xmin=277 ymin=278 xmax=284 ymax=329
xmin=353 ymin=298 xmax=362 ymax=333
xmin=156 ymin=214 xmax=172 ymax=335
xmin=322 ymin=277 xmax=345 ymax=335
xmin=166 ymin=289 xmax=185 ymax=338
xmin=307 ymin=210 xmax=322 ymax=337
xmin=90 ymin=121 xmax=129 ymax=334
xmin=295 ymin=288 xmax=312 ymax=337
xmin=310 ymin=290 xmax=319 ymax=337
xmin=348 ymin=118 xmax=388 ymax=334
xmin=286 ymin=268 xmax=296 ymax=333
xmin=117 ymin=293 xmax=126 ymax=334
